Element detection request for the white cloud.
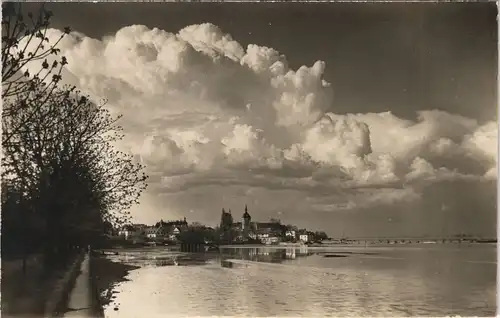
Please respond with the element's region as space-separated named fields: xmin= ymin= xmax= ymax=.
xmin=462 ymin=121 xmax=498 ymax=176
xmin=16 ymin=23 xmax=497 ymax=230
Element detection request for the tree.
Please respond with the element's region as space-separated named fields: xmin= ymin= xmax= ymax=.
xmin=190 ymin=221 xmax=204 ymax=228
xmin=3 ymin=83 xmax=148 ymax=253
xmin=1 ymin=4 xmax=148 ymax=261
xmin=314 ymin=231 xmax=329 ymax=241
xmin=2 ymin=3 xmax=70 ymax=145
xmin=1 ymin=3 xmax=71 ymax=267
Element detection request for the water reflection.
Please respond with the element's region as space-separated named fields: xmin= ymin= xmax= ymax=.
xmin=220 ymin=247 xmax=315 ymax=265
xmin=104 ymin=248 xmax=218 ymax=267
xmin=102 ymin=245 xmax=497 ymax=317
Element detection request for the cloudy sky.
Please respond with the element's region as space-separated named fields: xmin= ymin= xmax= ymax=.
xmin=23 ymin=2 xmax=497 ymax=238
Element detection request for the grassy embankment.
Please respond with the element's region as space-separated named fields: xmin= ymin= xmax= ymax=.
xmin=1 ymin=252 xmax=81 ymax=318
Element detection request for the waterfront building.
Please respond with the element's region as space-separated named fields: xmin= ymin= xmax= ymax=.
xmin=118 ymin=225 xmax=135 ymax=240
xmin=145 ymin=223 xmax=170 ymax=239
xmin=242 ymin=204 xmax=251 ymax=240
xmin=118 ymin=224 xmax=148 ymax=240
xmin=220 ymin=208 xmax=233 ymax=231
xmin=145 ymin=226 xmax=157 ymax=239
xmin=299 ymin=233 xmax=310 ymax=243
xmin=219 ymin=208 xmax=234 ymax=242
xmin=166 ymin=226 xmax=183 ymax=241
xmin=298 ymin=231 xmax=316 ymax=243
xmin=154 ymin=218 xmax=188 ymax=230
xmin=217 ymin=205 xmax=321 ymax=244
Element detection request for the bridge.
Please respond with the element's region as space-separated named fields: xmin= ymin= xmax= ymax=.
xmin=327 ymin=236 xmax=496 ymax=243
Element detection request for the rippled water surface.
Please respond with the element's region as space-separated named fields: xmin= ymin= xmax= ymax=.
xmin=102 ymin=244 xmax=496 ymax=317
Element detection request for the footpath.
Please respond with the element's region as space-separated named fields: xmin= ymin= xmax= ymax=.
xmin=61 ymin=252 xmax=94 ymax=318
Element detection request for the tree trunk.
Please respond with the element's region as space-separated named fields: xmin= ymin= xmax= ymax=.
xmin=22 ymin=253 xmax=27 ymax=276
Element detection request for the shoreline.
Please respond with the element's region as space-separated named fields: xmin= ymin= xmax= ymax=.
xmin=90 ymin=253 xmax=141 ymax=314
xmin=1 ymin=251 xmax=84 ymax=318
xmin=100 ymin=239 xmax=496 ymax=251
xmin=219 ymin=242 xmax=496 ymax=249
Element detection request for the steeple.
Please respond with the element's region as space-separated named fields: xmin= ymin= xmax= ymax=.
xmin=228 ymin=209 xmax=232 ymax=214
xmin=242 ymin=204 xmax=251 ymax=220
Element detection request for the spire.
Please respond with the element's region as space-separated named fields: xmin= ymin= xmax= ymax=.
xmin=228 ymin=209 xmax=232 ymax=214
xmin=243 ymin=204 xmax=251 ymax=220
xmin=222 ymin=208 xmax=226 ymax=214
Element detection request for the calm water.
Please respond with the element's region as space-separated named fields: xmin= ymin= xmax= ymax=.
xmin=102 ymin=244 xmax=497 ymax=317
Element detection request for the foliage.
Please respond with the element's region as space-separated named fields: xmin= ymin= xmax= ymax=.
xmin=2 ymin=3 xmax=70 ymax=144
xmin=314 ymin=231 xmax=329 ymax=241
xmin=1 ymin=4 xmax=148 ymax=257
xmin=178 ymin=225 xmax=216 ymax=244
xmin=154 ymin=219 xmax=188 ymax=228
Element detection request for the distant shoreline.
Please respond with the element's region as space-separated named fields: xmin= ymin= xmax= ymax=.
xmin=100 ymin=239 xmax=496 ymax=251
xmin=219 ymin=241 xmax=497 ymax=249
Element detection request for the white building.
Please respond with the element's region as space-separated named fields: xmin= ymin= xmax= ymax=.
xmin=257 ymin=233 xmax=269 ymax=240
xmin=118 ymin=224 xmax=147 ymax=240
xmin=145 ymin=227 xmax=157 ymax=239
xmin=167 ymin=226 xmax=182 ymax=241
xmin=118 ymin=229 xmax=135 ymax=240
xmin=299 ymin=234 xmax=310 ymax=243
xmin=262 ymin=236 xmax=281 ymax=245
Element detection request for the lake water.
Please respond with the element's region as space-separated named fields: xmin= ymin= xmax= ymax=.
xmin=102 ymin=244 xmax=497 ymax=317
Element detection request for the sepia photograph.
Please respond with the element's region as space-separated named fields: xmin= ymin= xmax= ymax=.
xmin=1 ymin=1 xmax=497 ymax=317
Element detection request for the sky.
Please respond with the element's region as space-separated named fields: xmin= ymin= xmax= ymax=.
xmin=19 ymin=2 xmax=498 ymax=238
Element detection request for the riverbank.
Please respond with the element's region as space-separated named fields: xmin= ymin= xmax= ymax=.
xmin=1 ymin=249 xmax=143 ymax=318
xmin=1 ymin=251 xmax=83 ymax=318
xmin=90 ymin=253 xmax=140 ymax=313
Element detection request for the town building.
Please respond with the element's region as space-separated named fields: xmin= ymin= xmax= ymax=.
xmin=285 ymin=230 xmax=297 ymax=239
xmin=299 ymin=233 xmax=310 ymax=243
xmin=242 ymin=205 xmax=251 ymax=240
xmin=145 ymin=223 xmax=170 ymax=239
xmin=118 ymin=219 xmax=188 ymax=242
xmin=118 ymin=224 xmax=148 ymax=240
xmin=217 ymin=205 xmax=324 ymax=245
xmin=219 ymin=205 xmax=287 ymax=244
xmin=298 ymin=231 xmax=316 ymax=243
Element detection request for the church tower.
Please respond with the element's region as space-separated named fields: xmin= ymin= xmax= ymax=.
xmin=242 ymin=204 xmax=251 ymax=240
xmin=220 ymin=208 xmax=233 ymax=231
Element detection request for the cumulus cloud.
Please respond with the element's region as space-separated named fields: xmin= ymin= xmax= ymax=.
xmin=16 ymin=23 xmax=497 ymax=230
